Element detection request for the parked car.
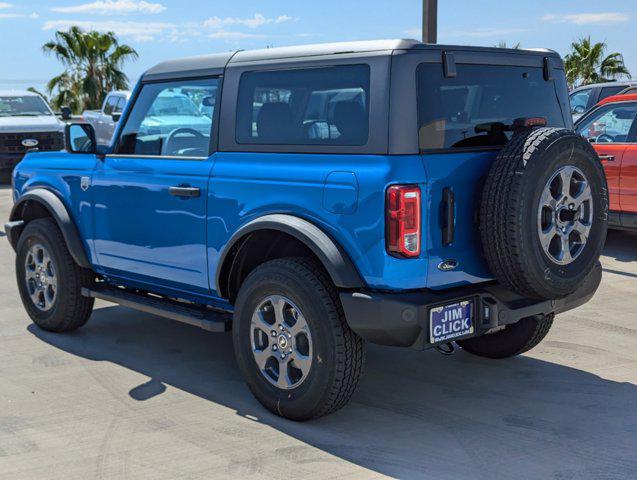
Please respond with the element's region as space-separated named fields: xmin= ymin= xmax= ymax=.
xmin=82 ymin=91 xmax=130 ymax=145
xmin=575 ymin=93 xmax=637 ymax=230
xmin=5 ymin=40 xmax=607 ymax=421
xmin=0 ymin=90 xmax=68 ymax=182
xmin=570 ymin=81 xmax=637 ymax=121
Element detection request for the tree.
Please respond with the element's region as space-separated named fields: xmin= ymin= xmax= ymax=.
xmin=42 ymin=26 xmax=138 ymax=112
xmin=564 ymin=37 xmax=630 ymax=87
xmin=494 ymin=41 xmax=520 ymax=49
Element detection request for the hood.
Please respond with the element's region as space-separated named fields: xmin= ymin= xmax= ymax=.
xmin=142 ymin=115 xmax=212 ymax=127
xmin=0 ymin=115 xmax=65 ymax=133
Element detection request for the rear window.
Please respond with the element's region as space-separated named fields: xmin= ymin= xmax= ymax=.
xmin=417 ymin=63 xmax=565 ymax=150
xmin=236 ymin=65 xmax=370 ymax=146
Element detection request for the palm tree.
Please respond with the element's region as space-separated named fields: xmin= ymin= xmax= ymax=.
xmin=564 ymin=37 xmax=630 ymax=87
xmin=494 ymin=41 xmax=520 ymax=49
xmin=42 ymin=27 xmax=138 ymax=112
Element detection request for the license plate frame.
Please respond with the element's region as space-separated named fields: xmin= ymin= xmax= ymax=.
xmin=429 ymin=299 xmax=474 ymax=344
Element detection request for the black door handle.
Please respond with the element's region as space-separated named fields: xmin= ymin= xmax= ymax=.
xmin=169 ymin=186 xmax=201 ymax=198
xmin=599 ymin=155 xmax=615 ymax=162
xmin=442 ymin=187 xmax=455 ymax=246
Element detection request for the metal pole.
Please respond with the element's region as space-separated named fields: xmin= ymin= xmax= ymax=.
xmin=422 ymin=0 xmax=438 ymax=43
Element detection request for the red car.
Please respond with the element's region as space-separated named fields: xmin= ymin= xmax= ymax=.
xmin=575 ymin=93 xmax=637 ymax=230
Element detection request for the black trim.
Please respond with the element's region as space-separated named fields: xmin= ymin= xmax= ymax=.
xmin=4 ymin=220 xmax=25 ymax=250
xmin=340 ymin=261 xmax=602 ymax=348
xmin=64 ymin=123 xmax=97 ymax=154
xmin=8 ymin=189 xmax=91 ymax=268
xmin=215 ymin=214 xmax=364 ymax=296
xmin=442 ymin=187 xmax=455 ymax=245
xmin=442 ymin=51 xmax=456 ymax=78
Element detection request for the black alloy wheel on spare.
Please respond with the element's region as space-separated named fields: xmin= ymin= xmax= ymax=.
xmin=479 ymin=127 xmax=608 ymax=300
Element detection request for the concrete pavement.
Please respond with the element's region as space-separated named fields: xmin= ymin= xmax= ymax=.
xmin=1 ymin=184 xmax=636 ymax=479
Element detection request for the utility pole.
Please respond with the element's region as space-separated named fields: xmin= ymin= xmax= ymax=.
xmin=422 ymin=0 xmax=438 ymax=43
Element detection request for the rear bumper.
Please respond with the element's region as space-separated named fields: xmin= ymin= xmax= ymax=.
xmin=340 ymin=261 xmax=602 ymax=349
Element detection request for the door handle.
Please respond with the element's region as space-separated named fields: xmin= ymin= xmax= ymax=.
xmin=169 ymin=186 xmax=201 ymax=198
xmin=599 ymin=155 xmax=615 ymax=162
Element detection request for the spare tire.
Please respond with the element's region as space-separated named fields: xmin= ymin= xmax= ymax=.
xmin=480 ymin=127 xmax=608 ymax=300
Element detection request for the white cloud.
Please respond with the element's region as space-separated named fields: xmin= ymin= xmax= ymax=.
xmin=43 ymin=19 xmax=173 ymax=41
xmin=204 ymin=13 xmax=295 ymax=29
xmin=542 ymin=12 xmax=629 ymax=25
xmin=51 ymin=0 xmax=166 ymax=16
xmin=207 ymin=30 xmax=264 ymax=40
xmin=0 ymin=11 xmax=38 ymax=19
xmin=0 ymin=3 xmax=13 ymax=9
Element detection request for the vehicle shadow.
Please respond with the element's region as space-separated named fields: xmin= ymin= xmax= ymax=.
xmin=604 ymin=229 xmax=637 ymax=263
xmin=29 ymin=306 xmax=637 ymax=479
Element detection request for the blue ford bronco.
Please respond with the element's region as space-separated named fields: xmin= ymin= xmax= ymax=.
xmin=5 ymin=40 xmax=607 ymax=420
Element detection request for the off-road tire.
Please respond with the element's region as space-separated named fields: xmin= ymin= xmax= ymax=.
xmin=233 ymin=257 xmax=365 ymax=421
xmin=457 ymin=314 xmax=554 ymax=359
xmin=16 ymin=218 xmax=95 ymax=332
xmin=480 ymin=127 xmax=608 ymax=300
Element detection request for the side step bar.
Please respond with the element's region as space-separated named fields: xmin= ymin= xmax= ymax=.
xmin=82 ymin=286 xmax=231 ymax=332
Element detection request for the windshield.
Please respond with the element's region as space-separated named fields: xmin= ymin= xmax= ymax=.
xmin=417 ymin=63 xmax=566 ymax=149
xmin=0 ymin=96 xmax=52 ymax=117
xmin=147 ymin=95 xmax=201 ymax=117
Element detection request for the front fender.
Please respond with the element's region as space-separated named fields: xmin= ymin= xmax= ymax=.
xmin=215 ymin=214 xmax=364 ymax=295
xmin=8 ymin=188 xmax=91 ymax=268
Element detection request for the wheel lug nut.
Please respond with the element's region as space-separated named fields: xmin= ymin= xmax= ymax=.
xmin=272 ymin=345 xmax=278 ymax=351
xmin=288 ymin=348 xmax=292 ymax=354
xmin=271 ymin=330 xmax=277 ymax=337
xmin=281 ymin=354 xmax=286 ymax=359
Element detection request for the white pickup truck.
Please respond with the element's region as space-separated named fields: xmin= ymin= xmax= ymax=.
xmin=82 ymin=90 xmax=130 ymax=146
xmin=0 ymin=90 xmax=68 ymax=182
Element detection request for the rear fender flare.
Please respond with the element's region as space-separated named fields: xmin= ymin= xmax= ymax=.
xmin=215 ymin=214 xmax=364 ymax=297
xmin=9 ymin=188 xmax=91 ymax=269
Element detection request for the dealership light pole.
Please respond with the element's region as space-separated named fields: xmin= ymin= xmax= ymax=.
xmin=422 ymin=0 xmax=438 ymax=43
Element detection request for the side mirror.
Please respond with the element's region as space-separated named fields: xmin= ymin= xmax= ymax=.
xmin=60 ymin=106 xmax=72 ymax=121
xmin=112 ymin=113 xmax=122 ymax=123
xmin=202 ymin=96 xmax=215 ymax=107
xmin=65 ymin=123 xmax=96 ymax=154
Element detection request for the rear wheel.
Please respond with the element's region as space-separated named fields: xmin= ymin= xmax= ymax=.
xmin=16 ymin=218 xmax=95 ymax=332
xmin=457 ymin=314 xmax=554 ymax=359
xmin=233 ymin=257 xmax=365 ymax=420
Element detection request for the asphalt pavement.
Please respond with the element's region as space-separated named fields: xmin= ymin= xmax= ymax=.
xmin=1 ymin=184 xmax=636 ymax=480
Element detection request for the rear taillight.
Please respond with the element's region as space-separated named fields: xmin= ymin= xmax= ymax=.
xmin=386 ymin=185 xmax=421 ymax=258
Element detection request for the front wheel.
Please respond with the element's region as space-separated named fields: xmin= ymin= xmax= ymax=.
xmin=16 ymin=218 xmax=95 ymax=332
xmin=233 ymin=257 xmax=365 ymax=421
xmin=457 ymin=314 xmax=554 ymax=359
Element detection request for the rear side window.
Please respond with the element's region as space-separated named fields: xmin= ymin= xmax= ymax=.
xmin=236 ymin=65 xmax=370 ymax=146
xmin=598 ymin=85 xmax=625 ymax=102
xmin=103 ymin=96 xmax=119 ymax=115
xmin=417 ymin=63 xmax=565 ymax=150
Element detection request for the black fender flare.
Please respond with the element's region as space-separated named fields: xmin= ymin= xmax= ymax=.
xmin=8 ymin=188 xmax=92 ymax=269
xmin=215 ymin=214 xmax=365 ymax=296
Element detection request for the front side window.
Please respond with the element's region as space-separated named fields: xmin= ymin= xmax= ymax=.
xmin=570 ymin=88 xmax=592 ymax=115
xmin=236 ymin=65 xmax=370 ymax=146
xmin=0 ymin=95 xmax=52 ymax=117
xmin=417 ymin=63 xmax=566 ymax=150
xmin=576 ymin=102 xmax=637 ymax=143
xmin=115 ymin=78 xmax=218 ymax=157
xmin=103 ymin=96 xmax=119 ymax=115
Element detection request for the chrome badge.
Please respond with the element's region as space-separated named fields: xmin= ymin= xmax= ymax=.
xmin=80 ymin=176 xmax=90 ymax=191
xmin=438 ymin=259 xmax=459 ymax=271
xmin=21 ymin=138 xmax=39 ymax=148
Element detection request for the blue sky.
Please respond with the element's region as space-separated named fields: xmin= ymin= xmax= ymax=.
xmin=0 ymin=0 xmax=635 ymax=93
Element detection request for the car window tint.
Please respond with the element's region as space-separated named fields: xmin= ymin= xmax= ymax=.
xmin=570 ymin=89 xmax=592 ymax=114
xmin=576 ymin=102 xmax=637 ymax=143
xmin=115 ymin=78 xmax=218 ymax=157
xmin=236 ymin=65 xmax=370 ymax=146
xmin=114 ymin=96 xmax=126 ymax=113
xmin=103 ymin=96 xmax=119 ymax=115
xmin=417 ymin=63 xmax=566 ymax=150
xmin=598 ymin=85 xmax=625 ymax=102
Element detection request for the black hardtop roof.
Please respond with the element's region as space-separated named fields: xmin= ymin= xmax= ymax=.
xmin=142 ymin=39 xmax=560 ymax=81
